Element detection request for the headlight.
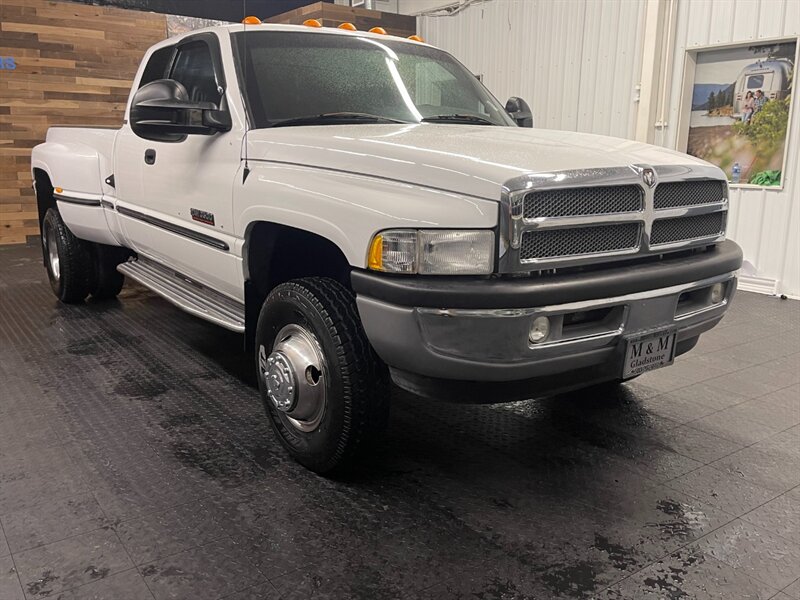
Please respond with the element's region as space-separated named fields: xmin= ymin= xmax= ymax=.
xmin=368 ymin=229 xmax=494 ymax=275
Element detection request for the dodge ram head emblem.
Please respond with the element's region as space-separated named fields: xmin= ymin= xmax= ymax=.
xmin=641 ymin=168 xmax=656 ymax=188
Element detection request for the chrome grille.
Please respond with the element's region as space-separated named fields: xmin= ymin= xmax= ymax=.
xmin=500 ymin=165 xmax=730 ymax=273
xmin=654 ymin=180 xmax=726 ymax=209
xmin=520 ymin=223 xmax=641 ymax=260
xmin=651 ymin=212 xmax=726 ymax=246
xmin=523 ymin=185 xmax=643 ymax=218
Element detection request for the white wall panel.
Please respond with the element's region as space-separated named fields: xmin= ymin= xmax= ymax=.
xmin=420 ymin=0 xmax=800 ymax=296
xmin=419 ymin=0 xmax=646 ymax=139
xmin=662 ymin=0 xmax=800 ymax=297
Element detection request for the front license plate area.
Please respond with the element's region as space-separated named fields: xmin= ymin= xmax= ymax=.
xmin=622 ymin=328 xmax=677 ymax=379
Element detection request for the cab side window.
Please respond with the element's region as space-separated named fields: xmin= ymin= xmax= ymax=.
xmin=170 ymin=41 xmax=222 ymax=105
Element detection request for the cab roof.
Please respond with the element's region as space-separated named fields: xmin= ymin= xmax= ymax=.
xmin=171 ymin=21 xmax=426 ymax=46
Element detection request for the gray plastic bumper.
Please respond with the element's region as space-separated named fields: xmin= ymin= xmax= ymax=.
xmin=356 ymin=272 xmax=738 ymax=384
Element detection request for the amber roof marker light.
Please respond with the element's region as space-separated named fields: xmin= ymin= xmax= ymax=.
xmin=303 ymin=18 xmax=323 ymax=27
xmin=241 ymin=16 xmax=261 ymax=24
xmin=338 ymin=22 xmax=357 ymax=31
xmin=368 ymin=26 xmax=387 ymax=34
xmin=408 ymin=35 xmax=424 ymax=42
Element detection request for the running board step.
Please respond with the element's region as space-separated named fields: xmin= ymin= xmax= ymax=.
xmin=118 ymin=257 xmax=245 ymax=332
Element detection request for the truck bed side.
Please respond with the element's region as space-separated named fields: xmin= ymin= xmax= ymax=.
xmin=31 ymin=126 xmax=122 ymax=246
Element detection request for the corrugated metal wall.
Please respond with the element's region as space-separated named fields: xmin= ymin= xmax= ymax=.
xmin=419 ymin=0 xmax=647 ymax=139
xmin=420 ymin=0 xmax=800 ymax=297
xmin=663 ymin=0 xmax=800 ymax=297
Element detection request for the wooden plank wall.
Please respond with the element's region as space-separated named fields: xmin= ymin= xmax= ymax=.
xmin=0 ymin=0 xmax=166 ymax=245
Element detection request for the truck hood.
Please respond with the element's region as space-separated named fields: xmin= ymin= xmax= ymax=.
xmin=246 ymin=124 xmax=718 ymax=200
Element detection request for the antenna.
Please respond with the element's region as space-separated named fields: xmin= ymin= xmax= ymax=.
xmin=242 ymin=0 xmax=251 ymax=183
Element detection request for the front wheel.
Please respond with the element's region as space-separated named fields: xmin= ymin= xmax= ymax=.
xmin=255 ymin=277 xmax=389 ymax=475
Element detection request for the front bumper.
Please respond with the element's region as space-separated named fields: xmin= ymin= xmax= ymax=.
xmin=352 ymin=241 xmax=742 ymax=393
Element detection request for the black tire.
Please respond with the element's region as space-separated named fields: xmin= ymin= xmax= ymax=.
xmin=91 ymin=245 xmax=126 ymax=300
xmin=42 ymin=208 xmax=93 ymax=303
xmin=255 ymin=277 xmax=389 ymax=474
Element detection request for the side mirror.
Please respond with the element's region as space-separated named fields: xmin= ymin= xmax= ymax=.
xmin=505 ymin=96 xmax=534 ymax=128
xmin=129 ymin=79 xmax=231 ymax=142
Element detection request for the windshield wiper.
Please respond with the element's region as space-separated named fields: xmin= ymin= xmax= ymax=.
xmin=421 ymin=114 xmax=496 ymax=125
xmin=270 ymin=112 xmax=409 ymax=127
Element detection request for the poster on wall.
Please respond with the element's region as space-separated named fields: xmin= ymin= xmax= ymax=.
xmin=687 ymin=40 xmax=796 ymax=187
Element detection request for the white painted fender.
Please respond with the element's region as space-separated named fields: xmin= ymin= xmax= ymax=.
xmin=235 ymin=162 xmax=499 ymax=268
xmin=31 ymin=127 xmax=122 ymax=246
xmin=31 ymin=127 xmax=116 ymax=196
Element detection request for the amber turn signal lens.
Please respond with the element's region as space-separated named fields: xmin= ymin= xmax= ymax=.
xmin=407 ymin=35 xmax=424 ymax=42
xmin=241 ymin=16 xmax=261 ymax=24
xmin=368 ymin=26 xmax=387 ymax=34
xmin=338 ymin=22 xmax=357 ymax=31
xmin=54 ymin=187 xmax=63 ymax=193
xmin=367 ymin=235 xmax=383 ymax=271
xmin=303 ymin=19 xmax=322 ymax=27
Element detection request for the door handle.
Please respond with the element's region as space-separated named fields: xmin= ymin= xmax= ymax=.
xmin=144 ymin=149 xmax=156 ymax=165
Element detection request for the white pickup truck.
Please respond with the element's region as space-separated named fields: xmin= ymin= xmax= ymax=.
xmin=32 ymin=21 xmax=742 ymax=473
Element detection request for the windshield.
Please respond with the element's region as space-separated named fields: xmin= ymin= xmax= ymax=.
xmin=232 ymin=31 xmax=515 ymax=128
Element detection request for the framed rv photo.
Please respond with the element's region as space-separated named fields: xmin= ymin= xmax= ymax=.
xmin=678 ymin=38 xmax=797 ymax=188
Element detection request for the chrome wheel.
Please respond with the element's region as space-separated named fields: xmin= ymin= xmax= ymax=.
xmin=46 ymin=224 xmax=60 ymax=281
xmin=259 ymin=323 xmax=327 ymax=433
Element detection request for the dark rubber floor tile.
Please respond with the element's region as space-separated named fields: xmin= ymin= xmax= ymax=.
xmin=0 ymin=555 xmax=25 ymax=600
xmin=0 ymin=410 xmax=64 ymax=456
xmin=710 ymin=444 xmax=800 ymax=493
xmin=0 ymin=528 xmax=9 ymax=558
xmin=690 ymin=321 xmax=772 ymax=353
xmin=656 ymin=424 xmax=744 ymax=464
xmin=0 ymin=463 xmax=89 ymax=516
xmin=759 ymin=383 xmax=800 ymax=412
xmin=113 ymin=499 xmax=229 ymax=565
xmin=409 ymin=564 xmax=572 ymax=600
xmin=221 ymin=581 xmax=281 ymax=600
xmin=2 ymin=243 xmax=799 ymax=600
xmin=662 ymin=380 xmax=751 ymax=411
xmin=643 ymin=358 xmax=730 ymax=388
xmin=718 ymin=396 xmax=800 ymax=433
xmin=704 ymin=367 xmax=793 ymax=400
xmin=596 ymin=546 xmax=779 ymax=599
xmin=50 ymin=568 xmax=154 ymax=600
xmin=693 ymin=519 xmax=800 ymax=590
xmin=782 ymin=578 xmax=800 ymax=600
xmin=14 ymin=528 xmax=134 ymax=598
xmin=666 ymin=464 xmax=779 ymax=516
xmin=752 ymin=429 xmax=800 ymax=461
xmin=688 ymin=410 xmax=781 ymax=446
xmin=91 ymin=484 xmax=209 ymax=523
xmin=271 ymin=556 xmax=443 ymax=600
xmin=140 ymin=538 xmax=265 ymax=600
xmin=0 ymin=492 xmax=108 ymax=553
xmin=740 ymin=488 xmax=800 ymax=545
xmin=639 ymin=392 xmax=721 ymax=423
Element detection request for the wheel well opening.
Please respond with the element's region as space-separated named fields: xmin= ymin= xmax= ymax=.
xmin=244 ymin=222 xmax=353 ymax=348
xmin=33 ymin=169 xmax=55 ymax=230
xmin=33 ymin=169 xmax=56 ymax=262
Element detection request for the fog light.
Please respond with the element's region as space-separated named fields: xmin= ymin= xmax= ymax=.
xmin=710 ymin=282 xmax=726 ymax=304
xmin=529 ymin=316 xmax=550 ymax=343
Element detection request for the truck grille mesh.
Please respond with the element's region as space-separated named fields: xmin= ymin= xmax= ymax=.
xmin=654 ymin=180 xmax=726 ymax=209
xmin=523 ymin=185 xmax=643 ymax=218
xmin=520 ymin=223 xmax=641 ymax=260
xmin=651 ymin=212 xmax=726 ymax=246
